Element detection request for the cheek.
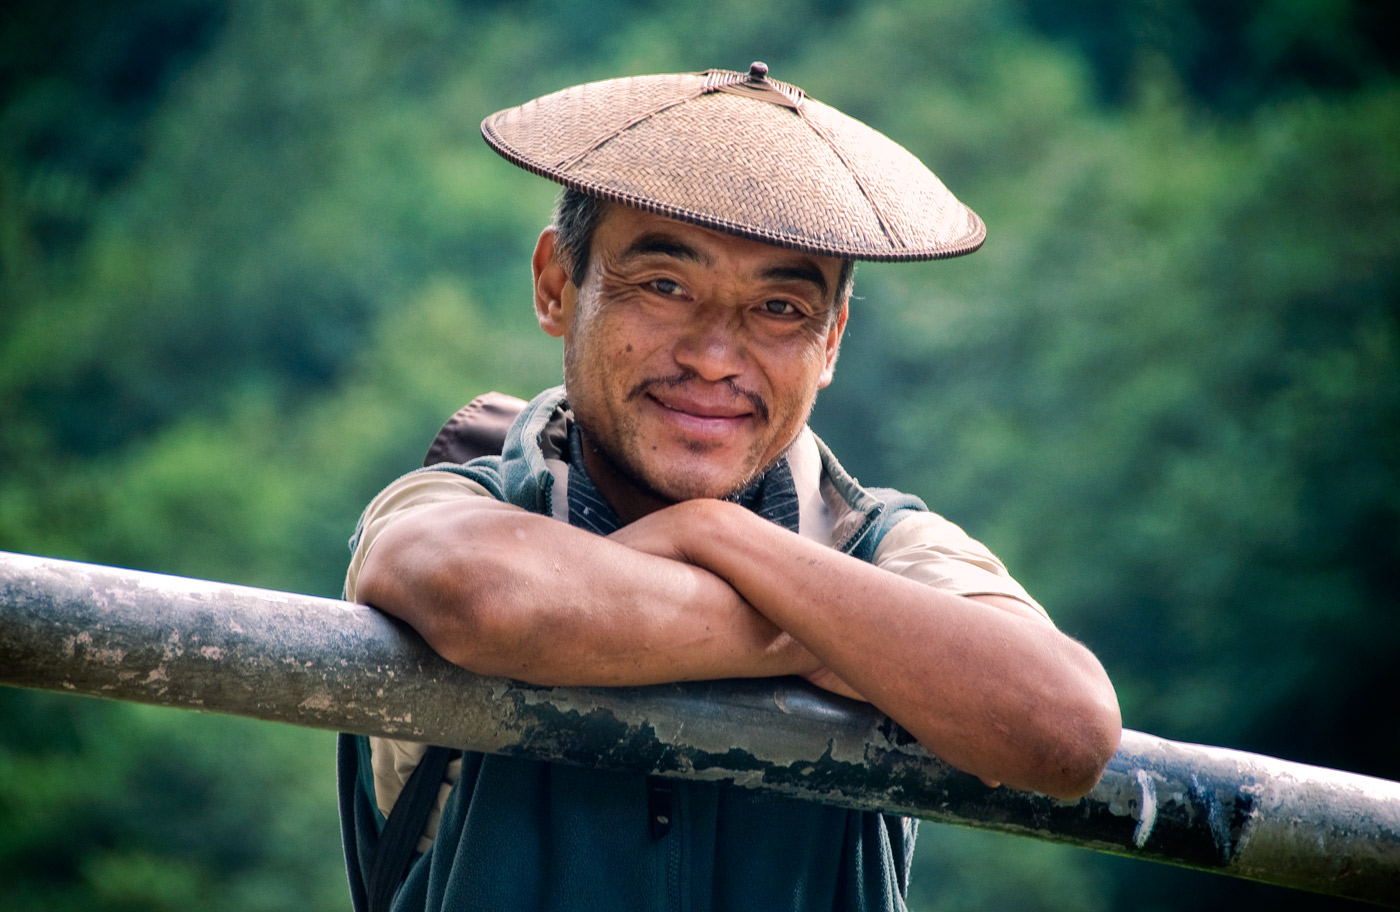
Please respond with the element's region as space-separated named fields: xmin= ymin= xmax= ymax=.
xmin=600 ymin=320 xmax=672 ymax=372
xmin=766 ymin=335 xmax=834 ymax=385
xmin=569 ymin=308 xmax=634 ymax=373
xmin=760 ymin=342 xmax=833 ymax=422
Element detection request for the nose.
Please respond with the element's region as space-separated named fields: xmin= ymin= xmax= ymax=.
xmin=672 ymin=305 xmax=746 ymax=381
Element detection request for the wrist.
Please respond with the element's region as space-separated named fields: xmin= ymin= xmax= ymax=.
xmin=677 ymin=497 xmax=752 ymax=559
xmin=648 ymin=498 xmax=730 ymax=564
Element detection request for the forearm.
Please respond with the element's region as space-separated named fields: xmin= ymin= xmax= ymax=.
xmin=355 ymin=500 xmax=819 ymax=686
xmin=646 ymin=500 xmax=1121 ymax=799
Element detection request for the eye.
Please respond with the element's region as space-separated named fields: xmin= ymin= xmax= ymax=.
xmin=761 ymin=299 xmax=799 ymax=316
xmin=648 ymin=278 xmax=684 ymax=296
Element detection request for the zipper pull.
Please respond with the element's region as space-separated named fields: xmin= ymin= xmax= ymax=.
xmin=647 ymin=777 xmax=675 ymax=840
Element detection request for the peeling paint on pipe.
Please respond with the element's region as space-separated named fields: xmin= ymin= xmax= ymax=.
xmin=2 ymin=551 xmax=1397 ymax=907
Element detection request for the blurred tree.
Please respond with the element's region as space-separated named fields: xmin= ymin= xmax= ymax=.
xmin=0 ymin=691 xmax=344 ymax=912
xmin=1020 ymin=0 xmax=1400 ymax=113
xmin=0 ymin=0 xmax=227 ymax=264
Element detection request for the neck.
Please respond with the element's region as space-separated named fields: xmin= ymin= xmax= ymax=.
xmin=577 ymin=433 xmax=674 ymax=526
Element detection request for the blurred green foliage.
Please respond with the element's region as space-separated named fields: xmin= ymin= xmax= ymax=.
xmin=1 ymin=0 xmax=1395 ymax=909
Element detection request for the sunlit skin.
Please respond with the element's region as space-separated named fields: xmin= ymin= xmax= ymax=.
xmin=532 ymin=205 xmax=849 ymax=523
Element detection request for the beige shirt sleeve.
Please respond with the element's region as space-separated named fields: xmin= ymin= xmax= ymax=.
xmin=347 ymin=470 xmax=493 ymax=839
xmin=872 ymin=511 xmax=1049 ymax=620
xmin=344 ymin=471 xmax=493 ymax=603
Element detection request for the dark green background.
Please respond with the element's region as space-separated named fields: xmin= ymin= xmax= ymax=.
xmin=2 ymin=1 xmax=1396 ymax=909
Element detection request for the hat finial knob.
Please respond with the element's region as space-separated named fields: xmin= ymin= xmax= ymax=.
xmin=748 ymin=61 xmax=769 ymax=81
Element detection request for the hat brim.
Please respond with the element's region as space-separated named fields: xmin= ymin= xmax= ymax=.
xmin=481 ymin=68 xmax=985 ymax=263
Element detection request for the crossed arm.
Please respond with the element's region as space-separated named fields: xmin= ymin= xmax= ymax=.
xmin=355 ymin=496 xmax=1121 ymax=800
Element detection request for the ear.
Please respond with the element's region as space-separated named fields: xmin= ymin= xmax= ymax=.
xmin=817 ymin=299 xmax=849 ymax=389
xmin=533 ymin=226 xmax=573 ymax=338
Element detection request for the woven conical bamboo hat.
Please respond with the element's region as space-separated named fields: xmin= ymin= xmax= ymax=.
xmin=481 ymin=63 xmax=984 ymax=262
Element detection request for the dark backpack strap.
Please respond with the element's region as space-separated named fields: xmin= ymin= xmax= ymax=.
xmin=423 ymin=390 xmax=527 ymax=466
xmin=360 ymin=392 xmax=527 ymax=911
xmin=365 ymin=745 xmax=457 ymax=912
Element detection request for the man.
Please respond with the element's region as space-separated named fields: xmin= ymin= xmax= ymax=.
xmin=339 ymin=64 xmax=1120 ymax=911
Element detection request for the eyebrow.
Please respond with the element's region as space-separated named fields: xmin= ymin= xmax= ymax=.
xmin=758 ymin=263 xmax=830 ymax=299
xmin=618 ymin=233 xmax=710 ymax=266
xmin=617 ymin=232 xmax=831 ymax=299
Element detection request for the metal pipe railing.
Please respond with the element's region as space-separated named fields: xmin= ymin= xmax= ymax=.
xmin=2 ymin=550 xmax=1396 ymax=907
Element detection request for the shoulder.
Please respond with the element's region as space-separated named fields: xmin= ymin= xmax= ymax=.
xmin=359 ymin=468 xmax=501 ymax=536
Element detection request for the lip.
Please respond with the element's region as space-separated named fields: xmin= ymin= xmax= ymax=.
xmin=645 ymin=392 xmax=754 ymax=436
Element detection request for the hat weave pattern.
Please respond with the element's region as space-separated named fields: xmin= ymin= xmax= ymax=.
xmin=481 ymin=68 xmax=984 ymax=262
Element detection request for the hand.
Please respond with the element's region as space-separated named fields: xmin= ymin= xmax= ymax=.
xmin=607 ymin=500 xmax=717 ymax=563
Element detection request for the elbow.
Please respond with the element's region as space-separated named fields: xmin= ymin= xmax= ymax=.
xmin=1040 ymin=701 xmax=1121 ymax=801
xmin=417 ymin=597 xmax=498 ymax=674
xmin=359 ymin=535 xmax=528 ymax=677
xmin=413 ymin=557 xmax=530 ymax=676
xmin=1033 ymin=673 xmax=1123 ymax=801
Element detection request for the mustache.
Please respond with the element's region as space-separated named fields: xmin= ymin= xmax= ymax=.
xmin=625 ymin=372 xmax=770 ymax=423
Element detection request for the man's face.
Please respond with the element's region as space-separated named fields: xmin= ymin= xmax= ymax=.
xmin=533 ymin=204 xmax=848 ymax=520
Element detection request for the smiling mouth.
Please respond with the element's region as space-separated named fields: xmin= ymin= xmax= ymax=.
xmin=629 ymin=376 xmax=770 ymax=424
xmin=651 ymin=394 xmax=751 ymax=421
xmin=645 ymin=395 xmax=756 ymax=440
